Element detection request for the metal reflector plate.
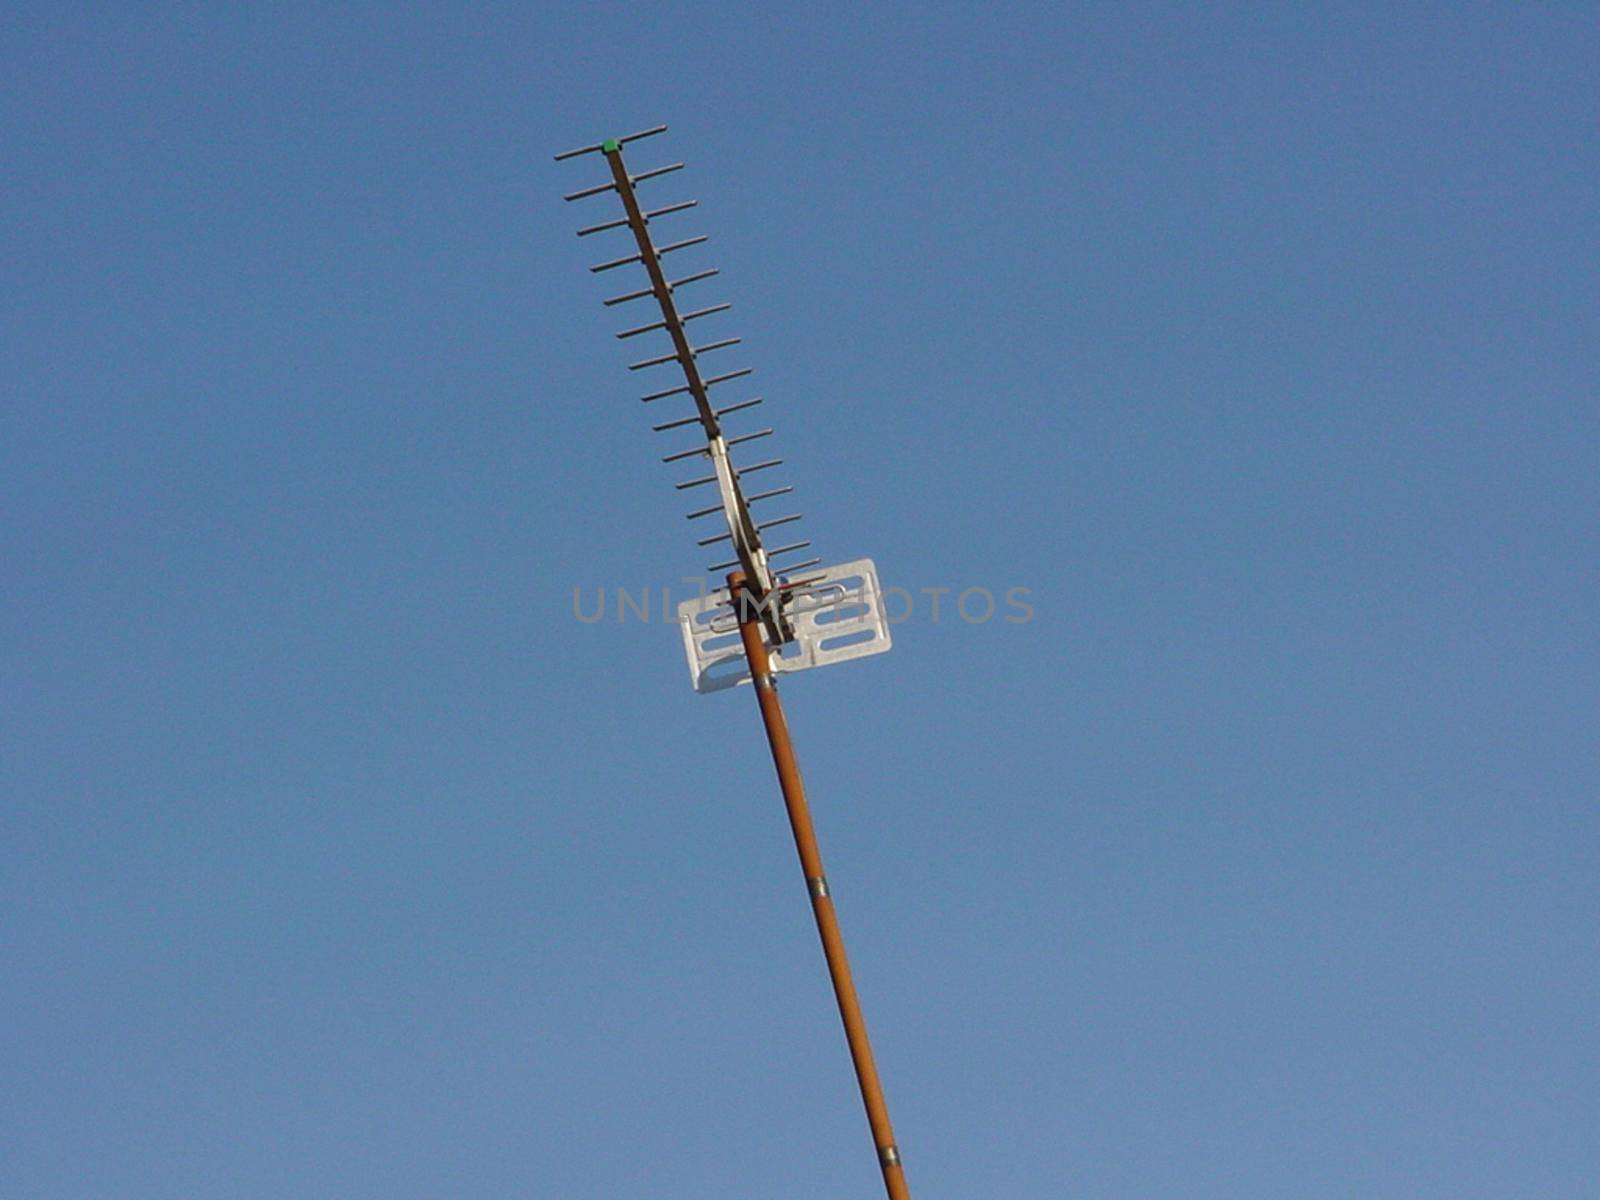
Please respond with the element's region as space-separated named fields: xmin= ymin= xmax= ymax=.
xmin=675 ymin=558 xmax=893 ymax=694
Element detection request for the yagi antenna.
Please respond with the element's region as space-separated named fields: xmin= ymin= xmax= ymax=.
xmin=558 ymin=123 xmax=892 ymax=687
xmin=558 ymin=125 xmax=912 ymax=1200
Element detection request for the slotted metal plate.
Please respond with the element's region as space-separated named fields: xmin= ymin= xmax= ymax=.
xmin=676 ymin=558 xmax=893 ymax=694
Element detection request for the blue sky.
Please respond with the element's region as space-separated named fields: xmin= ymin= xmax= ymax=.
xmin=3 ymin=5 xmax=1596 ymax=1198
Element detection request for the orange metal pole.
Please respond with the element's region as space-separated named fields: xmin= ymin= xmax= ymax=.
xmin=727 ymin=571 xmax=912 ymax=1200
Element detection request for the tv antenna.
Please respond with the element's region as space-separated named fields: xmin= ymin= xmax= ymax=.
xmin=557 ymin=124 xmax=911 ymax=1200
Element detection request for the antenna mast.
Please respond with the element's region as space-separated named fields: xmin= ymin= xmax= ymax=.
xmin=558 ymin=125 xmax=911 ymax=1200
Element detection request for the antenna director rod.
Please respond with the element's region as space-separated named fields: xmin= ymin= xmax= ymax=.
xmin=602 ymin=146 xmax=721 ymax=440
xmin=729 ymin=571 xmax=914 ymax=1200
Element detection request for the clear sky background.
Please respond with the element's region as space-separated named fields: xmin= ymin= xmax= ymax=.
xmin=3 ymin=5 xmax=1596 ymax=1199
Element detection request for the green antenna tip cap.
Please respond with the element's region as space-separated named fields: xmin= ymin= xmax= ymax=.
xmin=601 ymin=138 xmax=620 ymax=153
